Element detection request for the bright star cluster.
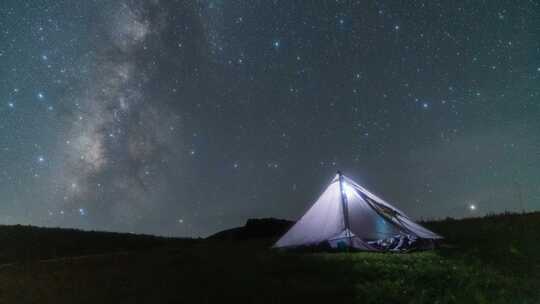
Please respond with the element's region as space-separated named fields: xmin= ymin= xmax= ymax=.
xmin=0 ymin=1 xmax=539 ymax=237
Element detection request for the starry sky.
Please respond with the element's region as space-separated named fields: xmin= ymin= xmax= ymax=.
xmin=1 ymin=0 xmax=539 ymax=237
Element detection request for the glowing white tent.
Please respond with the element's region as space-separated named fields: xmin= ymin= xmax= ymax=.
xmin=274 ymin=171 xmax=442 ymax=251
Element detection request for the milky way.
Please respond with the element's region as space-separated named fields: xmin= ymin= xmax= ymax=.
xmin=0 ymin=1 xmax=539 ymax=236
xmin=56 ymin=2 xmax=187 ymax=233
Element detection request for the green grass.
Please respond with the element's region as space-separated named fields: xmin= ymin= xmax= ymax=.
xmin=0 ymin=213 xmax=539 ymax=303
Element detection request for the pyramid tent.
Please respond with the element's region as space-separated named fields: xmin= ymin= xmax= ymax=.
xmin=274 ymin=171 xmax=442 ymax=251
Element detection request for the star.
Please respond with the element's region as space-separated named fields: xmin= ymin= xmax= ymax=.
xmin=0 ymin=0 xmax=536 ymax=240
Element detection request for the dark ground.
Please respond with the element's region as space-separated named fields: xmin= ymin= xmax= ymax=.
xmin=0 ymin=213 xmax=539 ymax=303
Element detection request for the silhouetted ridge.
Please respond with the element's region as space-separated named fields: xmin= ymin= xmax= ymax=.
xmin=0 ymin=224 xmax=196 ymax=263
xmin=208 ymin=218 xmax=293 ymax=240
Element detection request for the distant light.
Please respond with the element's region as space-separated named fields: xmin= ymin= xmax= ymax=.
xmin=38 ymin=156 xmax=45 ymax=163
xmin=37 ymin=92 xmax=44 ymax=99
xmin=178 ymin=219 xmax=184 ymax=224
xmin=469 ymin=204 xmax=477 ymax=211
xmin=79 ymin=208 xmax=86 ymax=216
xmin=273 ymin=40 xmax=280 ymax=48
xmin=394 ymin=25 xmax=400 ymax=31
xmin=8 ymin=102 xmax=14 ymax=108
xmin=422 ymin=102 xmax=429 ymax=109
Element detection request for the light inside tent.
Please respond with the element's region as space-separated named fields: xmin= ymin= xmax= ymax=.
xmin=342 ymin=182 xmax=357 ymax=198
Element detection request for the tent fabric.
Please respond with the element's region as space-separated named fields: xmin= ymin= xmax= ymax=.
xmin=273 ymin=178 xmax=345 ymax=248
xmin=343 ymin=175 xmax=406 ymax=216
xmin=394 ymin=215 xmax=442 ymax=239
xmin=346 ymin=187 xmax=403 ymax=240
xmin=274 ymin=172 xmax=442 ymax=250
xmin=344 ymin=174 xmax=442 ymax=240
xmin=327 ymin=229 xmax=375 ymax=251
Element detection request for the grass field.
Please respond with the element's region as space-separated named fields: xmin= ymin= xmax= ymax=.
xmin=0 ymin=212 xmax=539 ymax=303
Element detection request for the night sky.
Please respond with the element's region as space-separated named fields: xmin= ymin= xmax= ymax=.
xmin=1 ymin=1 xmax=539 ymax=237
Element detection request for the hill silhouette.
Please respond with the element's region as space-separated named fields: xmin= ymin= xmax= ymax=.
xmin=0 ymin=224 xmax=195 ymax=263
xmin=207 ymin=218 xmax=293 ymax=240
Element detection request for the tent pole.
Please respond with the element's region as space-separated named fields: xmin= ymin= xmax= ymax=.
xmin=337 ymin=171 xmax=353 ymax=250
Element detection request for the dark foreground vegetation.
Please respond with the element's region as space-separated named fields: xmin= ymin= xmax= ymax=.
xmin=0 ymin=225 xmax=195 ymax=264
xmin=0 ymin=212 xmax=539 ymax=303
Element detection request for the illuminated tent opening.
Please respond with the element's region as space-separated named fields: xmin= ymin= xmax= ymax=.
xmin=273 ymin=171 xmax=442 ymax=251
